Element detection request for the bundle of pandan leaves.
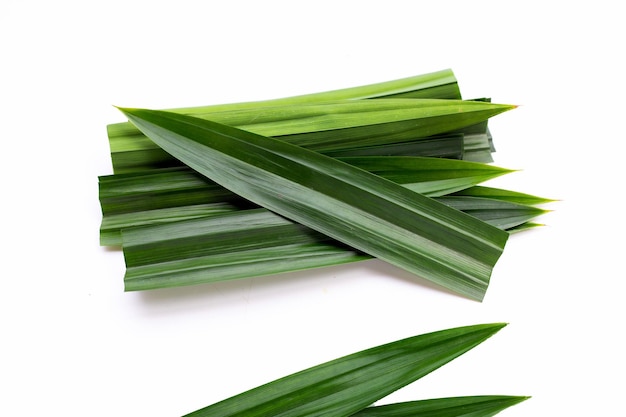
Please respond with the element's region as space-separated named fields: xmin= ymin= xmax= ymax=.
xmin=99 ymin=69 xmax=549 ymax=302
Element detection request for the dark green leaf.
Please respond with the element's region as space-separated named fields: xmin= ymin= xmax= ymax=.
xmin=183 ymin=323 xmax=507 ymax=417
xmin=110 ymin=98 xmax=508 ymax=173
xmin=451 ymin=186 xmax=554 ymax=205
xmin=352 ymin=395 xmax=529 ymax=417
xmin=99 ymin=156 xmax=513 ymax=246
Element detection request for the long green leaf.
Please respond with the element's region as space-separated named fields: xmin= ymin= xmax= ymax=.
xmin=182 ymin=323 xmax=507 ymax=417
xmin=117 ymin=107 xmax=512 ymax=301
xmin=100 ymin=157 xmax=512 ymax=215
xmin=110 ymin=98 xmax=505 ymax=173
xmin=352 ymin=395 xmax=529 ymax=417
xmin=436 ymin=196 xmax=548 ymax=230
xmin=108 ymin=69 xmax=461 ymax=171
xmin=321 ymin=133 xmax=464 ymax=159
xmin=101 ymin=203 xmax=243 ymax=247
xmin=99 ymin=156 xmax=513 ymax=246
xmin=121 ymin=198 xmax=545 ymax=292
xmin=451 ymin=185 xmax=554 ymax=205
xmin=507 ymin=222 xmax=545 ymax=233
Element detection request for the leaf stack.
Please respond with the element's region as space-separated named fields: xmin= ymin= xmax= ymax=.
xmin=99 ymin=69 xmax=550 ymax=301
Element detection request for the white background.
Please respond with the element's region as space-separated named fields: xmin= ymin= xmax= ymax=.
xmin=1 ymin=1 xmax=624 ymax=415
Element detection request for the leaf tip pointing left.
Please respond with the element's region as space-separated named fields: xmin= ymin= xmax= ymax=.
xmin=113 ymin=105 xmax=134 ymax=116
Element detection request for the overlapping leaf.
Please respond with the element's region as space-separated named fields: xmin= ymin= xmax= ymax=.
xmin=352 ymin=395 xmax=529 ymax=417
xmin=110 ymin=98 xmax=507 ymax=173
xmin=108 ymin=69 xmax=462 ymax=173
xmin=99 ymin=156 xmax=514 ymax=246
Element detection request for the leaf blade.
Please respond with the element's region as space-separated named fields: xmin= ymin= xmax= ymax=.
xmin=121 ymin=197 xmax=544 ymax=292
xmin=99 ymin=156 xmax=513 ymax=245
xmin=110 ymin=98 xmax=511 ymax=173
xmin=352 ymin=395 xmax=529 ymax=417
xmin=183 ymin=323 xmax=507 ymax=417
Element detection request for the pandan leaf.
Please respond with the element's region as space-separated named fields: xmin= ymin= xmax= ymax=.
xmin=352 ymin=395 xmax=529 ymax=417
xmin=121 ymin=197 xmax=545 ymax=292
xmin=506 ymin=222 xmax=545 ymax=234
xmin=109 ymin=98 xmax=507 ymax=173
xmin=436 ymin=196 xmax=549 ymax=230
xmin=117 ymin=107 xmax=513 ymax=301
xmin=451 ymin=186 xmax=554 ymax=205
xmin=182 ymin=323 xmax=507 ymax=417
xmin=99 ymin=156 xmax=513 ymax=246
xmin=108 ymin=69 xmax=461 ymax=171
xmin=123 ymin=220 xmax=369 ymax=292
xmin=100 ymin=203 xmax=243 ymax=248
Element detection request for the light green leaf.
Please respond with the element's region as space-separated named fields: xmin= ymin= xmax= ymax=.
xmin=117 ymin=107 xmax=512 ymax=300
xmin=110 ymin=98 xmax=508 ymax=173
xmin=108 ymin=69 xmax=461 ymax=170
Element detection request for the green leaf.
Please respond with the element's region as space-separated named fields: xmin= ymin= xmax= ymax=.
xmin=451 ymin=186 xmax=554 ymax=205
xmin=122 ymin=216 xmax=368 ymax=291
xmin=352 ymin=395 xmax=529 ymax=417
xmin=321 ymin=133 xmax=464 ymax=160
xmin=121 ymin=198 xmax=544 ymax=292
xmin=108 ymin=69 xmax=461 ymax=163
xmin=436 ymin=196 xmax=549 ymax=230
xmin=182 ymin=323 xmax=507 ymax=417
xmin=99 ymin=156 xmax=513 ymax=245
xmin=117 ymin=107 xmax=512 ymax=301
xmin=110 ymin=98 xmax=510 ymax=173
xmin=100 ymin=203 xmax=242 ymax=247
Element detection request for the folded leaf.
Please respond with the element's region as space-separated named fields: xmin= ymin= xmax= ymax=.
xmin=117 ymin=107 xmax=512 ymax=301
xmin=121 ymin=199 xmax=544 ymax=292
xmin=352 ymin=395 xmax=529 ymax=417
xmin=182 ymin=323 xmax=507 ymax=417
